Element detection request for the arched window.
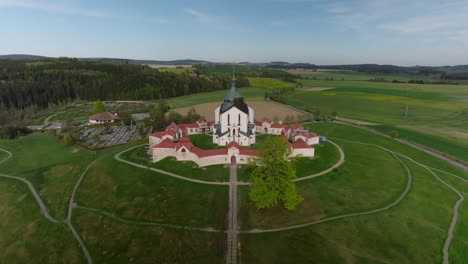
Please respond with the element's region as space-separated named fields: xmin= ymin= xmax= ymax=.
xmin=233 ymin=129 xmax=236 ymax=136
xmin=228 ymin=114 xmax=230 ymax=125
xmin=238 ymin=114 xmax=241 ymax=125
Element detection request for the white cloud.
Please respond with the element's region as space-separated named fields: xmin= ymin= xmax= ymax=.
xmin=183 ymin=8 xmax=211 ymax=22
xmin=0 ymin=0 xmax=108 ymax=17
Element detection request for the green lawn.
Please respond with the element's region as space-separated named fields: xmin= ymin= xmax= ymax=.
xmin=240 ymin=122 xmax=468 ymax=263
xmin=247 ymin=77 xmax=295 ymax=89
xmin=0 ymin=180 xmax=83 ymax=263
xmin=73 ymin=209 xmax=225 ymax=263
xmin=0 ymin=133 xmax=96 ymax=219
xmin=76 ymin=153 xmax=229 ymax=228
xmin=188 ymin=134 xmax=224 ymax=149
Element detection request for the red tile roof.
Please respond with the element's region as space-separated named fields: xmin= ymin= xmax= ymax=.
xmin=153 ymin=138 xmax=175 ymax=149
xmin=239 ymin=149 xmax=260 ymax=156
xmin=227 ymin=141 xmax=240 ymax=149
xmin=180 ymin=123 xmax=199 ymax=129
xmin=295 ymin=131 xmax=317 ymax=139
xmin=254 ymin=120 xmax=262 ymax=126
xmin=271 ymin=124 xmax=287 ymax=129
xmin=290 ymin=138 xmax=313 ymax=149
xmin=263 ymin=118 xmax=272 ymax=123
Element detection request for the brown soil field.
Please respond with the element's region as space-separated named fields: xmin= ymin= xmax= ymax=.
xmin=173 ymin=101 xmax=310 ymax=122
xmin=302 ymin=87 xmax=336 ymax=91
xmin=285 ymin=69 xmax=345 ymax=74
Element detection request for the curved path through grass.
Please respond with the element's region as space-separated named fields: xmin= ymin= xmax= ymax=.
xmin=114 ymin=140 xmax=345 ymax=185
xmin=0 ymin=149 xmax=65 ymax=223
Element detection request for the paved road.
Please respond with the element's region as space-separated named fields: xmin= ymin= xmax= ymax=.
xmin=0 ymin=149 xmax=65 ymax=223
xmin=226 ymin=165 xmax=238 ymax=264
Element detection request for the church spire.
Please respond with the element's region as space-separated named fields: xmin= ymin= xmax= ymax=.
xmin=231 ymin=68 xmax=237 ymax=92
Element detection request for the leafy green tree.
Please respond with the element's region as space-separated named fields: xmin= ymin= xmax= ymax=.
xmin=63 ymin=133 xmax=74 ymax=146
xmin=93 ymin=100 xmax=105 ymax=114
xmin=248 ymin=136 xmax=303 ymax=210
xmin=389 ymin=130 xmax=400 ymax=139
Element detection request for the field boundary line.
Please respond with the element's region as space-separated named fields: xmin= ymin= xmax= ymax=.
xmin=76 ymin=205 xmax=222 ymax=233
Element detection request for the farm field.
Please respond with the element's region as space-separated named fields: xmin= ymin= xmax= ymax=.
xmin=240 ymin=122 xmax=468 ymax=263
xmin=173 ymin=100 xmax=309 ymax=121
xmin=246 ymin=77 xmax=295 ymax=89
xmin=280 ymin=79 xmax=468 ymax=161
xmin=287 ymin=69 xmax=437 ymax=82
xmin=166 ymin=87 xmax=267 ymax=108
xmin=202 ymin=65 xmax=287 ymax=74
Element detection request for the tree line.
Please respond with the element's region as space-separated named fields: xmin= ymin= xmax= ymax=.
xmin=0 ymin=59 xmax=250 ymax=111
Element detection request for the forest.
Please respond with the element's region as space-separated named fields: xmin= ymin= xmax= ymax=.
xmin=0 ymin=58 xmax=250 ymax=111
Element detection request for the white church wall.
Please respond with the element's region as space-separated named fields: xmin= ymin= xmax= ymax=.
xmin=291 ymin=148 xmax=315 ymax=157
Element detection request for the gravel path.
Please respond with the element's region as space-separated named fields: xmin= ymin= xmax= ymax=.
xmin=226 ymin=165 xmax=238 ymax=264
xmin=43 ymin=111 xmax=65 ymax=125
xmin=66 ymin=157 xmax=104 ymax=264
xmin=0 ymin=149 xmax=65 ymax=223
xmin=115 ymin=141 xmax=345 ymax=186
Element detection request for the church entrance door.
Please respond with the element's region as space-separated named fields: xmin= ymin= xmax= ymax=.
xmin=231 ymin=156 xmax=237 ymax=165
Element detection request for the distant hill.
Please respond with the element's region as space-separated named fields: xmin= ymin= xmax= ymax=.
xmin=0 ymin=54 xmax=467 ymax=76
xmin=0 ymin=54 xmax=51 ymax=60
xmin=78 ymin=57 xmax=212 ymax=65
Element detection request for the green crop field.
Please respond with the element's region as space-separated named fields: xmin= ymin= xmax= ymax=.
xmin=292 ymin=69 xmax=437 ymax=82
xmin=280 ymin=79 xmax=468 ymax=161
xmin=167 ymin=87 xmax=267 ymax=108
xmin=247 ymin=77 xmax=295 ymax=89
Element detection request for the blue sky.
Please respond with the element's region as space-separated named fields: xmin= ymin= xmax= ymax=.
xmin=0 ymin=0 xmax=467 ymax=66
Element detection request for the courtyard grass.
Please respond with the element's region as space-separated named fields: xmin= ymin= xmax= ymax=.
xmin=188 ymin=134 xmax=224 ymax=149
xmin=240 ymin=122 xmax=468 ymax=263
xmin=120 ymin=144 xmax=230 ymax=181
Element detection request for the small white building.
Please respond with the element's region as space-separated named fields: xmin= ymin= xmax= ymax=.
xmin=89 ymin=112 xmax=119 ymax=124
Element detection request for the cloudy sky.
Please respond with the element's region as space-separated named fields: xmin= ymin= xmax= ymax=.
xmin=0 ymin=0 xmax=467 ymax=65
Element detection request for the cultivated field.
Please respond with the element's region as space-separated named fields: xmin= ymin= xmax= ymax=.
xmin=173 ymin=101 xmax=309 ymax=121
xmin=281 ymin=79 xmax=468 ymax=161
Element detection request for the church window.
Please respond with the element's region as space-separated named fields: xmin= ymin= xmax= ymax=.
xmin=228 ymin=114 xmax=230 ymax=125
xmin=238 ymin=114 xmax=240 ymax=125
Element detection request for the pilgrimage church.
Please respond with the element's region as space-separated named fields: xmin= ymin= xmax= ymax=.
xmin=148 ymin=73 xmax=320 ymax=167
xmin=212 ymin=73 xmax=256 ymax=146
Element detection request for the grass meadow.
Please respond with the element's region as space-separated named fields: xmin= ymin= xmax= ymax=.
xmin=240 ymin=122 xmax=468 ymax=263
